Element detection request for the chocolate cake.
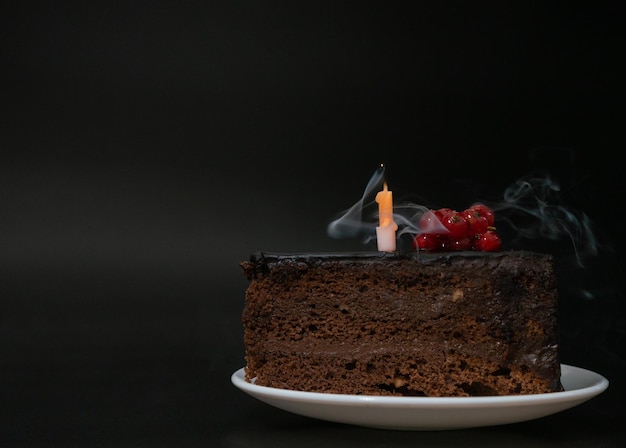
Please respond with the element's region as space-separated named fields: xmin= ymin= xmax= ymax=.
xmin=241 ymin=251 xmax=561 ymax=397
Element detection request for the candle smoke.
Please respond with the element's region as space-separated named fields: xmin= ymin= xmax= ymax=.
xmin=327 ymin=167 xmax=599 ymax=267
xmin=327 ymin=166 xmax=435 ymax=246
xmin=497 ymin=174 xmax=598 ymax=266
xmin=326 ymin=166 xmax=385 ymax=241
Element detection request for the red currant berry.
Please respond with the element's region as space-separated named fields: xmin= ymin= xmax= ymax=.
xmin=440 ymin=210 xmax=468 ymax=239
xmin=469 ymin=203 xmax=495 ymax=227
xmin=474 ymin=230 xmax=502 ymax=252
xmin=436 ymin=208 xmax=452 ymax=218
xmin=413 ymin=233 xmax=440 ymax=251
xmin=449 ymin=237 xmax=473 ymax=251
xmin=463 ymin=208 xmax=489 ymax=236
xmin=438 ymin=235 xmax=451 ymax=251
xmin=419 ymin=210 xmax=445 ymax=234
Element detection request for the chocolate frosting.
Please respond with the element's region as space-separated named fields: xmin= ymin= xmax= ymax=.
xmin=248 ymin=250 xmax=551 ymax=265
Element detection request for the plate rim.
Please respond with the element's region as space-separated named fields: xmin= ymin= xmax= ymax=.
xmin=231 ymin=363 xmax=608 ymax=407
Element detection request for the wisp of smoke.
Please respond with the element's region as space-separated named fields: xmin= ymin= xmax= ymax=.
xmin=497 ymin=174 xmax=598 ymax=266
xmin=327 ymin=166 xmax=384 ymax=241
xmin=327 ymin=166 xmax=439 ymax=246
xmin=328 ymin=167 xmax=598 ymax=267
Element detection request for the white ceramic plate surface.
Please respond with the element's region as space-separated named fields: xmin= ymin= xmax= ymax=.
xmin=231 ymin=364 xmax=608 ymax=430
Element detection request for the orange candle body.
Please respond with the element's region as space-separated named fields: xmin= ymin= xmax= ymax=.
xmin=375 ymin=183 xmax=398 ymax=252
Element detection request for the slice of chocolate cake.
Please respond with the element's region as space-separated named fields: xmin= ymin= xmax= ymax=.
xmin=241 ymin=251 xmax=561 ymax=397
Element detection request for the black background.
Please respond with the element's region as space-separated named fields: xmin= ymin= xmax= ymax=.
xmin=1 ymin=1 xmax=625 ymax=446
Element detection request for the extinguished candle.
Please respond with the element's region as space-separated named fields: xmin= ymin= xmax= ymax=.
xmin=375 ymin=182 xmax=398 ymax=252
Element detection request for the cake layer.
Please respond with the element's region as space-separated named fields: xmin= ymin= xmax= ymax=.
xmin=249 ymin=347 xmax=556 ymax=396
xmin=241 ymin=251 xmax=561 ymax=396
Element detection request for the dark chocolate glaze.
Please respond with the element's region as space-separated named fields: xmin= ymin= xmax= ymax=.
xmin=246 ymin=250 xmax=552 ymax=270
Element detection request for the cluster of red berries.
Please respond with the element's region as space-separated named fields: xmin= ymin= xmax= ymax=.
xmin=412 ymin=203 xmax=502 ymax=252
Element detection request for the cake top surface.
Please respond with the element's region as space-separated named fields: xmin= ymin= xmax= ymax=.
xmin=247 ymin=250 xmax=552 ymax=265
xmin=241 ymin=251 xmax=555 ymax=282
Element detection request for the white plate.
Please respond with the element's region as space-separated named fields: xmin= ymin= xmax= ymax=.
xmin=231 ymin=364 xmax=608 ymax=430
